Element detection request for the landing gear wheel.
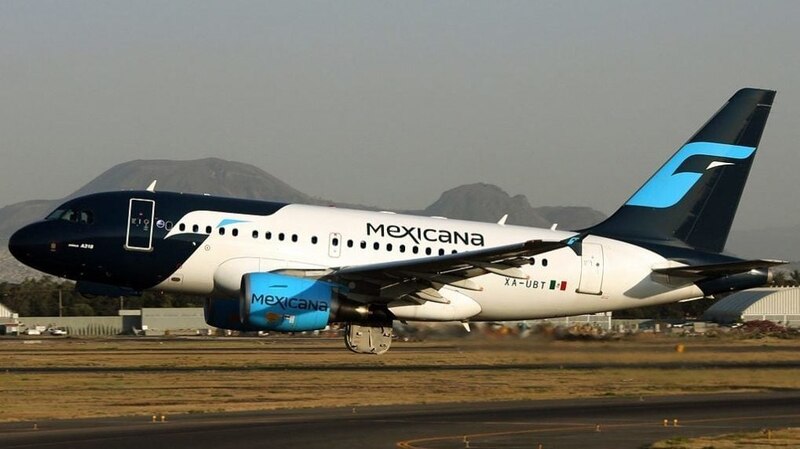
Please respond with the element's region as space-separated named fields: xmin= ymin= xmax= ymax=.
xmin=344 ymin=323 xmax=393 ymax=354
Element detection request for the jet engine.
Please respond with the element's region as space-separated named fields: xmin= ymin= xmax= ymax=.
xmin=204 ymin=273 xmax=392 ymax=333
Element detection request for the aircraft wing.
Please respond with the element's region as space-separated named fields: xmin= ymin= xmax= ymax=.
xmin=326 ymin=236 xmax=577 ymax=304
xmin=651 ymin=259 xmax=787 ymax=278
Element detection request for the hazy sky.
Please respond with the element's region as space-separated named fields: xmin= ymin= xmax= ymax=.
xmin=1 ymin=1 xmax=798 ymax=230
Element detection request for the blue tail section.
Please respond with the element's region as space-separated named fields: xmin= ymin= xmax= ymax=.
xmin=588 ymin=88 xmax=775 ymax=253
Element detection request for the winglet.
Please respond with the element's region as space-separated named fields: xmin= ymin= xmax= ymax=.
xmin=146 ymin=180 xmax=157 ymax=192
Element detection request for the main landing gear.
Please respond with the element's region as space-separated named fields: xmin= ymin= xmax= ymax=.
xmin=344 ymin=323 xmax=393 ymax=354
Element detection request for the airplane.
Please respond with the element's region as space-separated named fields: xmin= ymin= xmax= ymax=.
xmin=9 ymin=88 xmax=784 ymax=354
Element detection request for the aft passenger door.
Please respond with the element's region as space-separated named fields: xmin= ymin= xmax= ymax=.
xmin=577 ymin=242 xmax=603 ymax=295
xmin=125 ymin=198 xmax=155 ymax=252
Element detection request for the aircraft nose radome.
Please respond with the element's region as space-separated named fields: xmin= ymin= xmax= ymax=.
xmin=9 ymin=225 xmax=35 ymax=262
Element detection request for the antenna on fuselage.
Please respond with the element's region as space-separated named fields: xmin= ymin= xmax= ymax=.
xmin=497 ymin=214 xmax=508 ymax=226
xmin=146 ymin=180 xmax=157 ymax=192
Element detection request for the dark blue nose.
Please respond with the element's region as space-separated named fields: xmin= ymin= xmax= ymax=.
xmin=8 ymin=224 xmax=44 ymax=264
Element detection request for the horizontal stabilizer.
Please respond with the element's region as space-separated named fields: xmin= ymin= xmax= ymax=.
xmin=652 ymin=259 xmax=786 ymax=278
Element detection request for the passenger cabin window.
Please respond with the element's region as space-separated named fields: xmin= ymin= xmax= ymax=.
xmin=265 ymin=232 xmax=272 ymax=240
xmin=373 ymin=242 xmax=380 ymax=250
xmin=292 ymin=234 xmax=298 ymax=242
xmin=192 ymin=224 xmax=199 ymax=233
xmin=386 ymin=243 xmax=393 ymax=252
xmin=232 ymin=229 xmax=239 ymax=237
xmin=347 ymin=240 xmax=353 ymax=248
xmin=219 ymin=228 xmax=225 ymax=236
xmin=278 ymin=233 xmax=285 ymax=241
xmin=332 ymin=238 xmax=339 ymax=246
xmin=252 ymin=230 xmax=259 ymax=238
xmin=206 ymin=226 xmax=212 ymax=234
xmin=312 ymin=236 xmax=318 ymax=244
xmin=360 ymin=241 xmax=367 ymax=249
xmin=179 ymin=223 xmax=186 ymax=232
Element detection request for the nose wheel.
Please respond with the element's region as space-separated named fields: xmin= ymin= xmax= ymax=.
xmin=344 ymin=323 xmax=393 ymax=354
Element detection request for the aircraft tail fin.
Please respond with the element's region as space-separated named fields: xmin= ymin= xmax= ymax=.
xmin=588 ymin=88 xmax=776 ymax=253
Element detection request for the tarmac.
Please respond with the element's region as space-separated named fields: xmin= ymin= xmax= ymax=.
xmin=2 ymin=391 xmax=799 ymax=448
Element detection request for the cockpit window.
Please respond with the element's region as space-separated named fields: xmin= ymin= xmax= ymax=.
xmin=46 ymin=209 xmax=66 ymax=220
xmin=80 ymin=211 xmax=94 ymax=224
xmin=45 ymin=208 xmax=94 ymax=224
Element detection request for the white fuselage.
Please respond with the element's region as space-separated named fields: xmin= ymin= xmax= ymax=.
xmin=155 ymin=204 xmax=704 ymax=322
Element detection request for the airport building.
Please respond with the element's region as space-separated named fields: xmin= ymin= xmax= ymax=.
xmin=6 ymin=307 xmax=212 ymax=336
xmin=702 ymin=288 xmax=800 ymax=327
xmin=0 ymin=302 xmax=20 ymax=334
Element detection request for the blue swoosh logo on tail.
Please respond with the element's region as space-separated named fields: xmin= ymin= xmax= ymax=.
xmin=626 ymin=142 xmax=755 ymax=209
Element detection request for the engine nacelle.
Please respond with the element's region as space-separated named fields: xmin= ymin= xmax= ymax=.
xmin=241 ymin=273 xmax=340 ymax=332
xmin=204 ymin=273 xmax=392 ymax=332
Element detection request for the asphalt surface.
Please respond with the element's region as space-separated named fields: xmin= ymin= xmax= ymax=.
xmin=2 ymin=392 xmax=799 ymax=449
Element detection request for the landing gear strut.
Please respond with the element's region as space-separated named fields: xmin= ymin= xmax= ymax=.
xmin=344 ymin=323 xmax=393 ymax=354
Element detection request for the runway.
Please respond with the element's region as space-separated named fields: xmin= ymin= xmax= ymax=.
xmin=2 ymin=392 xmax=799 ymax=448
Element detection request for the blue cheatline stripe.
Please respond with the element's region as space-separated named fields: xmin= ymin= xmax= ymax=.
xmin=217 ymin=218 xmax=249 ymax=228
xmin=626 ymin=142 xmax=756 ymax=209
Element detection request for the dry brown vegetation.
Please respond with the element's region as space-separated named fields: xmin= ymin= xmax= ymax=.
xmin=650 ymin=427 xmax=800 ymax=448
xmin=2 ymin=335 xmax=800 ymax=422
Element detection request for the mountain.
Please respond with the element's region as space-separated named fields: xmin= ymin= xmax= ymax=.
xmin=420 ymin=184 xmax=551 ymax=228
xmin=534 ymin=206 xmax=609 ymax=231
xmin=69 ymin=158 xmax=315 ymax=204
xmin=0 ymin=158 xmax=608 ymax=282
xmin=415 ymin=183 xmax=603 ymax=231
